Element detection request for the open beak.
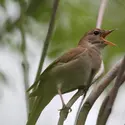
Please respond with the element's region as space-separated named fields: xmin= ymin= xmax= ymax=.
xmin=101 ymin=30 xmax=116 ymax=46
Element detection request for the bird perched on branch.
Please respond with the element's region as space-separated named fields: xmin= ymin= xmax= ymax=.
xmin=26 ymin=28 xmax=116 ymax=125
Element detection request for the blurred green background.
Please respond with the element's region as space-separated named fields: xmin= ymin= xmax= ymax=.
xmin=0 ymin=0 xmax=124 ymax=62
xmin=0 ymin=0 xmax=125 ymax=125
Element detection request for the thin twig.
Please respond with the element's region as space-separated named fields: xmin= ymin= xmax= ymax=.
xmin=96 ymin=56 xmax=125 ymax=125
xmin=19 ymin=2 xmax=30 ymax=116
xmin=31 ymin=0 xmax=60 ymax=111
xmin=58 ymin=89 xmax=84 ymax=125
xmin=96 ymin=0 xmax=108 ymax=28
xmin=75 ymin=58 xmax=122 ymax=125
xmin=74 ymin=93 xmax=86 ymax=125
xmin=20 ymin=25 xmax=30 ymax=115
xmin=34 ymin=0 xmax=60 ymax=83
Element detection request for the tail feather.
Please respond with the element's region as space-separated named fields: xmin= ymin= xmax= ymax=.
xmin=29 ymin=89 xmax=40 ymax=97
xmin=26 ymin=94 xmax=55 ymax=125
xmin=26 ymin=97 xmax=43 ymax=125
xmin=27 ymin=75 xmax=43 ymax=92
xmin=27 ymin=83 xmax=37 ymax=92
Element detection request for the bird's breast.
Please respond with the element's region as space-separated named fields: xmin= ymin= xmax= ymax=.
xmin=88 ymin=47 xmax=102 ymax=71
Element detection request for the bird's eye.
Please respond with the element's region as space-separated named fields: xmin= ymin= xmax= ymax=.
xmin=94 ymin=31 xmax=100 ymax=35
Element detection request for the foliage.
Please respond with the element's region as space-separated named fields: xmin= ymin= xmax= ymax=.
xmin=0 ymin=0 xmax=124 ymax=63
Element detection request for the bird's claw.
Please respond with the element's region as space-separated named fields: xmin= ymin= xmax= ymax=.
xmin=58 ymin=105 xmax=72 ymax=113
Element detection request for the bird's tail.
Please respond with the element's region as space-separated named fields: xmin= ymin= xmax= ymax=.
xmin=26 ymin=94 xmax=54 ymax=125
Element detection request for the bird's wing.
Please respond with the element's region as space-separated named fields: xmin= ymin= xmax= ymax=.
xmin=42 ymin=46 xmax=87 ymax=73
xmin=54 ymin=46 xmax=87 ymax=64
xmin=27 ymin=46 xmax=87 ymax=92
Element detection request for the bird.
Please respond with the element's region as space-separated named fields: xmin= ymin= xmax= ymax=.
xmin=26 ymin=28 xmax=116 ymax=125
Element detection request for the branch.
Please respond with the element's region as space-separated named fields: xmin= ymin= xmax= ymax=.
xmin=96 ymin=0 xmax=108 ymax=28
xmin=96 ymin=56 xmax=125 ymax=125
xmin=58 ymin=89 xmax=84 ymax=125
xmin=75 ymin=58 xmax=123 ymax=125
xmin=34 ymin=0 xmax=60 ymax=82
xmin=19 ymin=2 xmax=30 ymax=116
xmin=31 ymin=0 xmax=60 ymax=111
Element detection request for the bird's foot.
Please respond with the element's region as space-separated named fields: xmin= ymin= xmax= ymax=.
xmin=59 ymin=105 xmax=72 ymax=113
xmin=58 ymin=105 xmax=72 ymax=120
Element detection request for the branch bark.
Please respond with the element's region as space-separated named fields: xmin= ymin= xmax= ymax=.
xmin=30 ymin=0 xmax=60 ymax=111
xmin=19 ymin=1 xmax=30 ymax=116
xmin=34 ymin=0 xmax=60 ymax=82
xmin=96 ymin=56 xmax=125 ymax=125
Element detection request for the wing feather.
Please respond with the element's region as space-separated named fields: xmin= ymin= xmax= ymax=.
xmin=27 ymin=47 xmax=86 ymax=92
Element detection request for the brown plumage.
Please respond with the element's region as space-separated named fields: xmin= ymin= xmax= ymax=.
xmin=26 ymin=28 xmax=115 ymax=125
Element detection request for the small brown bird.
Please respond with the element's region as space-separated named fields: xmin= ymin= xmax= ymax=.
xmin=26 ymin=28 xmax=116 ymax=125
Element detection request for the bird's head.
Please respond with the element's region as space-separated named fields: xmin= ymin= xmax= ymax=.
xmin=78 ymin=28 xmax=116 ymax=49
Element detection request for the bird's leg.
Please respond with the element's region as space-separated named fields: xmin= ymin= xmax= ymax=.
xmin=58 ymin=88 xmax=72 ymax=112
xmin=57 ymin=83 xmax=72 ymax=113
xmin=57 ymin=88 xmax=65 ymax=107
